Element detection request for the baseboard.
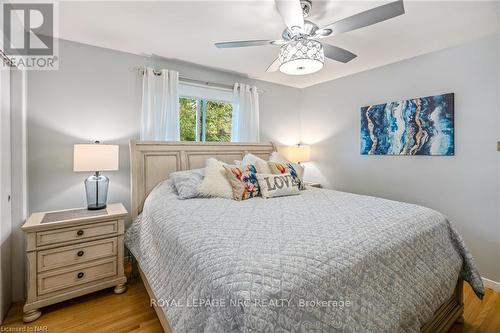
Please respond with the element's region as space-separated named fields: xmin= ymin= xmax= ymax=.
xmin=482 ymin=277 xmax=500 ymax=292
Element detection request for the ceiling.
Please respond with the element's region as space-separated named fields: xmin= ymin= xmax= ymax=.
xmin=57 ymin=1 xmax=500 ymax=88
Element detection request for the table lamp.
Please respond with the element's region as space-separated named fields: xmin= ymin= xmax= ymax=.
xmin=73 ymin=141 xmax=119 ymax=210
xmin=287 ymin=144 xmax=310 ymax=164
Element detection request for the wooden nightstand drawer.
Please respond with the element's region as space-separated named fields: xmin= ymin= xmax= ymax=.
xmin=23 ymin=203 xmax=127 ymax=322
xmin=37 ymin=238 xmax=118 ymax=272
xmin=37 ymin=257 xmax=118 ymax=296
xmin=36 ymin=221 xmax=118 ymax=247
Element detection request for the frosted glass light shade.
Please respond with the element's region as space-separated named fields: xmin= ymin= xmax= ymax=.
xmin=287 ymin=144 xmax=310 ymax=163
xmin=279 ymin=40 xmax=324 ymax=75
xmin=73 ymin=144 xmax=119 ymax=172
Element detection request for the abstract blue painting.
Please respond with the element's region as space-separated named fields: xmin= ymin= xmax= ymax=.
xmin=361 ymin=93 xmax=454 ymax=156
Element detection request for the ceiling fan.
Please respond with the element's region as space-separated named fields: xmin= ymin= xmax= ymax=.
xmin=215 ymin=0 xmax=405 ymax=75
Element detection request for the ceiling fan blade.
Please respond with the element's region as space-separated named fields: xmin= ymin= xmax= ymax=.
xmin=266 ymin=58 xmax=281 ymax=72
xmin=215 ymin=40 xmax=278 ymax=48
xmin=275 ymin=0 xmax=305 ymax=32
xmin=323 ymin=43 xmax=357 ymax=63
xmin=318 ymin=0 xmax=405 ymax=37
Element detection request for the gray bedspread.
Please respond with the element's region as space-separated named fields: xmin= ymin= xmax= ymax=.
xmin=125 ymin=180 xmax=484 ymax=333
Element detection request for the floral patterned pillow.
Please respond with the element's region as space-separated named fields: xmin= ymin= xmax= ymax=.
xmin=268 ymin=162 xmax=305 ymax=190
xmin=223 ymin=164 xmax=260 ymax=200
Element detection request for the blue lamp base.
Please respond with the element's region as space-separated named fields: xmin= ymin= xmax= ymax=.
xmin=85 ymin=172 xmax=109 ymax=210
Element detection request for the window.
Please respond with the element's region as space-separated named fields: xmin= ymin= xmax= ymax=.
xmin=179 ymin=97 xmax=233 ymax=142
xmin=179 ymin=83 xmax=233 ymax=142
xmin=179 ymin=98 xmax=198 ymax=141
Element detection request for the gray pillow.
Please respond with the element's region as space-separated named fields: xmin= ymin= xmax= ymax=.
xmin=170 ymin=168 xmax=205 ymax=199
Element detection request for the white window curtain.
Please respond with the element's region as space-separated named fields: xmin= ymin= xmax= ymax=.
xmin=140 ymin=67 xmax=180 ymax=141
xmin=231 ymin=83 xmax=260 ymax=142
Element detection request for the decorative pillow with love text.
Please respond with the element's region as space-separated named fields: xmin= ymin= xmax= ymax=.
xmin=268 ymin=162 xmax=304 ymax=190
xmin=256 ymin=173 xmax=300 ymax=199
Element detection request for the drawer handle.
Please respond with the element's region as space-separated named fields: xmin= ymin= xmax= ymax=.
xmin=77 ymin=250 xmax=84 ymax=257
xmin=77 ymin=272 xmax=84 ymax=279
xmin=76 ymin=230 xmax=84 ymax=236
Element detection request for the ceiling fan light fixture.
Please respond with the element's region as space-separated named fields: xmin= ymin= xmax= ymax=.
xmin=279 ymin=39 xmax=324 ymax=75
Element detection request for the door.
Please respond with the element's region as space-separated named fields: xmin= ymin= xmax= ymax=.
xmin=0 ymin=65 xmax=12 ymax=322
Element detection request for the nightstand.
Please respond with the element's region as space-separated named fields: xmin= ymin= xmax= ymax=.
xmin=303 ymin=181 xmax=322 ymax=188
xmin=21 ymin=203 xmax=128 ymax=323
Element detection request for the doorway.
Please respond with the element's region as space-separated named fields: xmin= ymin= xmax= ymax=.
xmin=0 ymin=64 xmax=12 ymax=322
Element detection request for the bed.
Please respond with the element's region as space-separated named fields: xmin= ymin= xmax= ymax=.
xmin=125 ymin=140 xmax=484 ymax=333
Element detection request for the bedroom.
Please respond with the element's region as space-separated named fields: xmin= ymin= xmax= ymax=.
xmin=0 ymin=0 xmax=499 ymax=332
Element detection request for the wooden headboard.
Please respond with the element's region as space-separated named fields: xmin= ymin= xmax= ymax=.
xmin=129 ymin=140 xmax=276 ymax=217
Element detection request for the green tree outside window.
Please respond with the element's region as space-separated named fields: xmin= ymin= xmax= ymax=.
xmin=179 ymin=97 xmax=232 ymax=142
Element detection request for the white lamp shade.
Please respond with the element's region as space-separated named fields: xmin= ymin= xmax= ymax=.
xmin=73 ymin=144 xmax=119 ymax=172
xmin=286 ymin=145 xmax=311 ymax=163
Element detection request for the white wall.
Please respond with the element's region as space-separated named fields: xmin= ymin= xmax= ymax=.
xmin=300 ymin=34 xmax=500 ymax=282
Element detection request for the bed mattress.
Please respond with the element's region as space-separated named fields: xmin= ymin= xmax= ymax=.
xmin=125 ymin=180 xmax=483 ymax=333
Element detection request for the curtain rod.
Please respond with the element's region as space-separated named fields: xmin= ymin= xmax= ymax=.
xmin=180 ymin=76 xmax=233 ymax=92
xmin=135 ymin=66 xmax=264 ymax=93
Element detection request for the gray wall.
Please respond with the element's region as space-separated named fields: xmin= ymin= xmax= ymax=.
xmin=23 ymin=39 xmax=301 ymax=300
xmin=25 ymin=34 xmax=500 ymax=307
xmin=300 ymin=34 xmax=500 ymax=282
xmin=27 ymin=39 xmax=301 ymax=216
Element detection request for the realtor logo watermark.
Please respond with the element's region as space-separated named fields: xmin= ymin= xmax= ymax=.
xmin=2 ymin=2 xmax=58 ymax=70
xmin=150 ymin=297 xmax=353 ymax=309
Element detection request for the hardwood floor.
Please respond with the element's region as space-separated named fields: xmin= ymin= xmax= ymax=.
xmin=1 ymin=274 xmax=162 ymax=333
xmin=1 ymin=278 xmax=499 ymax=333
xmin=449 ymin=284 xmax=500 ymax=333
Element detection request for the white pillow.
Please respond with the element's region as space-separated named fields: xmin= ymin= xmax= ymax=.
xmin=198 ymin=158 xmax=233 ymax=199
xmin=269 ymin=151 xmax=290 ymax=163
xmin=257 ymin=173 xmax=300 ymax=198
xmin=242 ymin=153 xmax=271 ymax=173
